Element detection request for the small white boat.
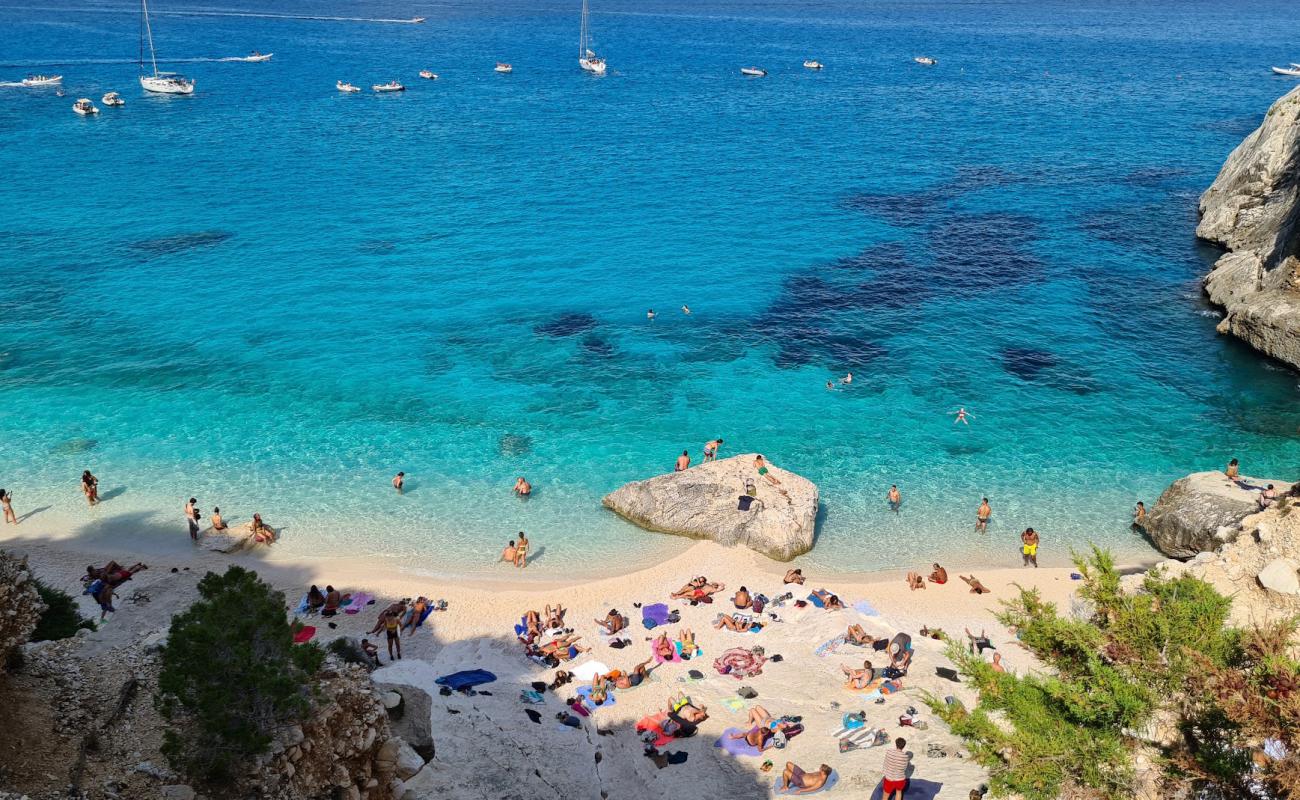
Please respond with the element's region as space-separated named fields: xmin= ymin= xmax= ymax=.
xmin=101 ymin=91 xmax=125 ymax=106
xmin=72 ymin=97 xmax=99 ymax=115
xmin=22 ymin=74 xmax=62 ymax=86
xmin=578 ymin=0 xmax=606 ymax=74
xmin=495 ymin=62 xmax=513 ymax=73
xmin=914 ymin=56 xmax=937 ymax=66
xmin=411 ymin=16 xmax=425 ymax=23
xmin=372 ymin=80 xmax=405 ymax=92
xmin=1272 ymin=65 xmax=1300 ymax=77
xmin=337 ymin=80 xmax=361 ymax=93
xmin=419 ymin=70 xmax=437 ymax=80
xmin=803 ymin=60 xmax=823 ymax=70
xmin=740 ymin=67 xmax=767 ymax=77
xmin=244 ymin=51 xmax=272 ymax=62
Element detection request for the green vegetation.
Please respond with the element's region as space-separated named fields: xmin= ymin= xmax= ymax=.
xmin=930 ymin=547 xmax=1298 ymax=799
xmin=156 ymin=566 xmax=323 ymax=785
xmin=31 ymin=579 xmax=93 ymax=641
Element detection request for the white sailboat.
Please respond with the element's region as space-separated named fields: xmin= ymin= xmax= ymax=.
xmin=139 ymin=0 xmax=194 ymax=94
xmin=578 ymin=0 xmax=606 ymax=74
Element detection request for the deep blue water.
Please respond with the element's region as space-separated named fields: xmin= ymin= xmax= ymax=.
xmin=2 ymin=0 xmax=1299 ymax=575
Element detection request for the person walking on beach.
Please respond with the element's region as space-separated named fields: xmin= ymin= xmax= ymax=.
xmin=976 ymin=498 xmax=991 ymax=533
xmin=951 ymin=407 xmax=973 ymax=425
xmin=514 ymin=531 xmax=529 ymax=568
xmin=887 ymin=485 xmax=902 ymax=512
xmin=384 ymin=610 xmax=402 ymax=660
xmin=882 ymin=737 xmax=911 ymax=799
xmin=393 ymin=472 xmax=405 ymax=493
xmin=675 ymin=450 xmax=691 ymax=471
xmin=81 ymin=470 xmax=98 ymax=506
xmin=1020 ymin=528 xmax=1040 ymax=568
xmin=703 ymin=438 xmax=723 ymax=461
xmin=1 ymin=489 xmax=16 ymax=525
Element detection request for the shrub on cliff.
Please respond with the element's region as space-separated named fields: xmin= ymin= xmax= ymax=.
xmin=156 ymin=565 xmax=323 ymax=785
xmin=31 ymin=579 xmax=93 ymax=641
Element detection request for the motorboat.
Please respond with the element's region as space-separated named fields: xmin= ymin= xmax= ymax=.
xmin=495 ymin=62 xmax=513 ymax=73
xmin=578 ymin=0 xmax=606 ymax=74
xmin=740 ymin=67 xmax=767 ymax=77
xmin=101 ymin=91 xmax=125 ymax=106
xmin=72 ymin=97 xmax=99 ymax=115
xmin=372 ymin=81 xmax=405 ymax=92
xmin=419 ymin=70 xmax=438 ymax=80
xmin=22 ymin=74 xmax=62 ymax=86
xmin=139 ymin=0 xmax=195 ymax=94
xmin=1272 ymin=65 xmax=1300 ymax=77
xmin=803 ymin=60 xmax=823 ymax=69
xmin=914 ymin=56 xmax=937 ymax=66
xmin=411 ymin=17 xmax=425 ymax=23
xmin=337 ymin=80 xmax=361 ymax=92
xmin=244 ymin=51 xmax=272 ymax=62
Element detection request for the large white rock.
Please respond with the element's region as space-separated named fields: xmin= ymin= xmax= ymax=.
xmin=602 ymin=453 xmax=819 ymax=561
xmin=1144 ymin=472 xmax=1290 ymax=558
xmin=1257 ymin=558 xmax=1300 ymax=595
xmin=394 ymin=740 xmax=425 ymax=781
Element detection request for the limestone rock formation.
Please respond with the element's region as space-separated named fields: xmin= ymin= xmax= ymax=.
xmin=602 ymin=453 xmax=819 ymax=561
xmin=1198 ymin=85 xmax=1300 ymax=367
xmin=0 ymin=550 xmax=45 ymax=667
xmin=1144 ymin=471 xmax=1290 ymax=558
xmin=198 ymin=522 xmax=263 ymax=553
xmin=1257 ymin=557 xmax=1300 ymax=595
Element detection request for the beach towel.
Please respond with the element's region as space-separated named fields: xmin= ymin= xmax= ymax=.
xmin=519 ymin=689 xmax=545 ymax=705
xmin=642 ymin=603 xmax=672 ymax=629
xmin=714 ymin=647 xmax=766 ymax=679
xmin=435 ymin=669 xmax=497 ymax=692
xmin=774 ymin=770 xmax=839 ymax=795
xmin=344 ymin=592 xmax=373 ymax=615
xmin=636 ymin=712 xmax=674 ymax=748
xmin=293 ymin=626 xmax=316 ymax=643
xmin=832 ymin=724 xmax=884 ymax=750
xmin=571 ymin=661 xmax=611 ymax=683
xmin=807 ymin=593 xmax=826 ymax=608
xmin=853 ymin=600 xmax=880 ymax=617
xmin=850 ymin=678 xmax=902 ymax=701
xmin=294 ymin=593 xmax=312 ymax=615
xmin=815 ymin=635 xmax=847 ymax=657
xmin=574 ymin=685 xmax=616 ymax=711
xmin=868 ymin=779 xmax=943 ymax=800
xmin=715 ymin=728 xmax=764 ymax=758
xmin=412 ymin=600 xmax=435 ymax=629
xmin=721 ymin=697 xmax=747 ymax=713
xmin=653 ymin=643 xmax=683 ymax=664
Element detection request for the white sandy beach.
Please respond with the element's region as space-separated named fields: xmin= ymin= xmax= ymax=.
xmin=0 ymin=515 xmax=1145 ymax=799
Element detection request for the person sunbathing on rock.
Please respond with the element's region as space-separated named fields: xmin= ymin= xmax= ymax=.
xmin=594 ymin=608 xmax=627 ymax=635
xmin=841 ymin=659 xmax=876 ymax=689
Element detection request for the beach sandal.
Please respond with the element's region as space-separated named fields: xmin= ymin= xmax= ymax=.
xmin=760 ymin=760 xmax=774 ymax=773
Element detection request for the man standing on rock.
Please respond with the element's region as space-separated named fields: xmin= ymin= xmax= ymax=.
xmin=1020 ymin=528 xmax=1040 ymax=568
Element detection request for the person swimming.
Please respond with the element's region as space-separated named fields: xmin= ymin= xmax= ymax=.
xmin=951 ymin=407 xmax=973 ymax=425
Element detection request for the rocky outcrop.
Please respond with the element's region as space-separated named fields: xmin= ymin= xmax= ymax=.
xmin=198 ymin=523 xmax=265 ymax=553
xmin=1145 ymin=472 xmax=1290 ymax=558
xmin=1198 ymin=85 xmax=1300 ymax=367
xmin=602 ymin=453 xmax=819 ymax=561
xmin=0 ymin=550 xmax=44 ymax=668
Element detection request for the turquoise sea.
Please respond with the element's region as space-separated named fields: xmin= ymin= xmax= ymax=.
xmin=2 ymin=0 xmax=1299 ymax=576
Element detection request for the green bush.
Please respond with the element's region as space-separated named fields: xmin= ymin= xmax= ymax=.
xmin=31 ymin=579 xmax=93 ymax=641
xmin=156 ymin=566 xmax=323 ymax=786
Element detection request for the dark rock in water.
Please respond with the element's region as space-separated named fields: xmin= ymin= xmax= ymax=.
xmin=499 ymin=434 xmax=533 ymax=457
xmin=928 ymin=213 xmax=1042 ymax=291
xmin=842 ymin=192 xmax=933 ymax=228
xmin=131 ymin=230 xmax=232 ymax=258
xmin=51 ymin=437 xmax=98 ymax=455
xmin=942 ymin=441 xmax=989 ymax=457
xmin=535 ymin=312 xmax=597 ymax=338
xmin=1000 ymin=347 xmax=1057 ymax=381
xmin=580 ymin=335 xmax=615 ymax=358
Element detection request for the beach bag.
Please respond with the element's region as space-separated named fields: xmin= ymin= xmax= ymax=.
xmin=751 ymin=594 xmax=767 ymax=614
xmin=737 ymin=495 xmax=754 ymax=511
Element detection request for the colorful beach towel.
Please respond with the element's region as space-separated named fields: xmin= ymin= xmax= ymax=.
xmin=343 ymin=592 xmax=373 ymax=614
xmin=294 ymin=593 xmax=312 ymax=615
xmin=636 ymin=712 xmax=674 ymax=748
xmin=714 ymin=647 xmax=766 ymax=679
xmin=293 ymin=625 xmax=316 ymax=644
xmin=832 ymin=724 xmax=885 ymax=750
xmin=575 ymin=685 xmax=616 ymax=711
xmin=775 ymin=770 xmax=839 ymax=795
xmin=436 ymin=669 xmax=497 ymax=692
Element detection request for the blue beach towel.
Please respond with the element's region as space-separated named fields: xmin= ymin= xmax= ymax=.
xmin=294 ymin=593 xmax=311 ymax=615
xmin=853 ymin=600 xmax=879 ymax=617
xmin=575 ymin=685 xmax=617 ymax=710
xmin=807 ymin=593 xmax=825 ymax=608
xmin=435 ymin=669 xmax=497 ymax=692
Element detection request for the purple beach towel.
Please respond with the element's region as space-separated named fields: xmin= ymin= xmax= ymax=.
xmin=643 ymin=603 xmax=672 ymax=628
xmin=715 ymin=727 xmax=763 ymax=757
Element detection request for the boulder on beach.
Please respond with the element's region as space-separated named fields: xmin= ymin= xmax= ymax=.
xmin=1144 ymin=471 xmax=1290 ymax=558
xmin=198 ymin=522 xmax=267 ymax=554
xmin=601 ymin=453 xmax=818 ymax=561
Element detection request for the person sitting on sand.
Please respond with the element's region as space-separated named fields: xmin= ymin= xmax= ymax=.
xmin=209 ymin=506 xmax=228 ymax=531
xmin=251 ymin=513 xmax=274 ymax=544
xmin=906 ymin=571 xmax=926 ymax=591
xmin=928 ymin=563 xmax=948 ymax=584
xmin=402 ymin=597 xmax=430 ymax=635
xmin=779 ymin=763 xmax=833 ymax=795
xmin=671 ymin=577 xmax=725 ymax=602
xmin=500 ymin=540 xmax=517 ymax=564
xmin=960 ymin=574 xmax=991 ymax=594
xmin=841 ymin=659 xmax=876 ymax=689
xmin=514 ymin=531 xmax=529 ymax=568
xmin=323 ymin=585 xmax=345 ymax=617
xmin=714 ymin=612 xmax=762 ymax=632
xmin=513 ymin=476 xmax=531 ymax=497
xmin=307 ymin=584 xmax=326 ymax=612
xmin=607 ymin=659 xmax=655 ymax=689
xmin=784 ymin=568 xmax=805 ymax=585
xmin=965 ymin=627 xmax=995 ymax=655
xmin=733 ymin=586 xmax=752 ymax=610
xmin=360 ymin=638 xmax=381 ymax=667
xmin=544 ymin=603 xmax=566 ymax=629
xmin=675 ymin=450 xmax=691 ymax=471
xmin=811 ymin=588 xmax=845 ymax=610
xmin=1260 ymin=484 xmax=1278 ymax=509
xmin=595 ymin=608 xmax=627 ymax=635
xmin=991 ymin=652 xmax=1006 ymax=673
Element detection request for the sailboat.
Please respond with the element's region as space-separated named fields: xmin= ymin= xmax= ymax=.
xmin=578 ymin=0 xmax=606 ymax=74
xmin=139 ymin=0 xmax=194 ymax=94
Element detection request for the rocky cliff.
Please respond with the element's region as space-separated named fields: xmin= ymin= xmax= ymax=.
xmin=0 ymin=550 xmax=44 ymax=669
xmin=1144 ymin=471 xmax=1291 ymax=558
xmin=1198 ymin=85 xmax=1300 ymax=367
xmin=602 ymin=453 xmax=819 ymax=561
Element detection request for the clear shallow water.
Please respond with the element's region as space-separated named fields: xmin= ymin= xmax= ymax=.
xmin=2 ymin=0 xmax=1300 ymax=575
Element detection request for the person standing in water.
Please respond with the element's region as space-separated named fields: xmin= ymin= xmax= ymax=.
xmin=514 ymin=531 xmax=529 ymax=568
xmin=513 ymin=476 xmax=531 ymax=497
xmin=887 ymin=485 xmax=901 ymax=512
xmin=976 ymin=498 xmax=991 ymax=533
xmin=647 ymin=309 xmax=656 ymax=321
xmin=1132 ymin=501 xmax=1146 ymax=528
xmin=81 ymin=470 xmax=99 ymax=506
xmin=1020 ymin=528 xmax=1040 ymax=567
xmin=1 ymin=489 xmax=16 ymax=525
xmin=840 ymin=372 xmax=853 ymax=385
xmin=703 ymin=438 xmax=723 ymax=462
xmin=675 ymin=450 xmax=691 ymax=471
xmin=185 ymin=497 xmax=200 ymax=541
xmin=393 ymin=472 xmax=405 ymax=493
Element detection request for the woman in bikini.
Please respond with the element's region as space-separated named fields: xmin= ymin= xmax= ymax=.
xmin=81 ymin=470 xmax=98 ymax=506
xmin=841 ymin=659 xmax=875 ymax=689
xmin=652 ymin=632 xmax=677 ymax=661
xmin=1 ymin=489 xmax=16 ymax=525
xmin=514 ymin=531 xmax=529 ymax=568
